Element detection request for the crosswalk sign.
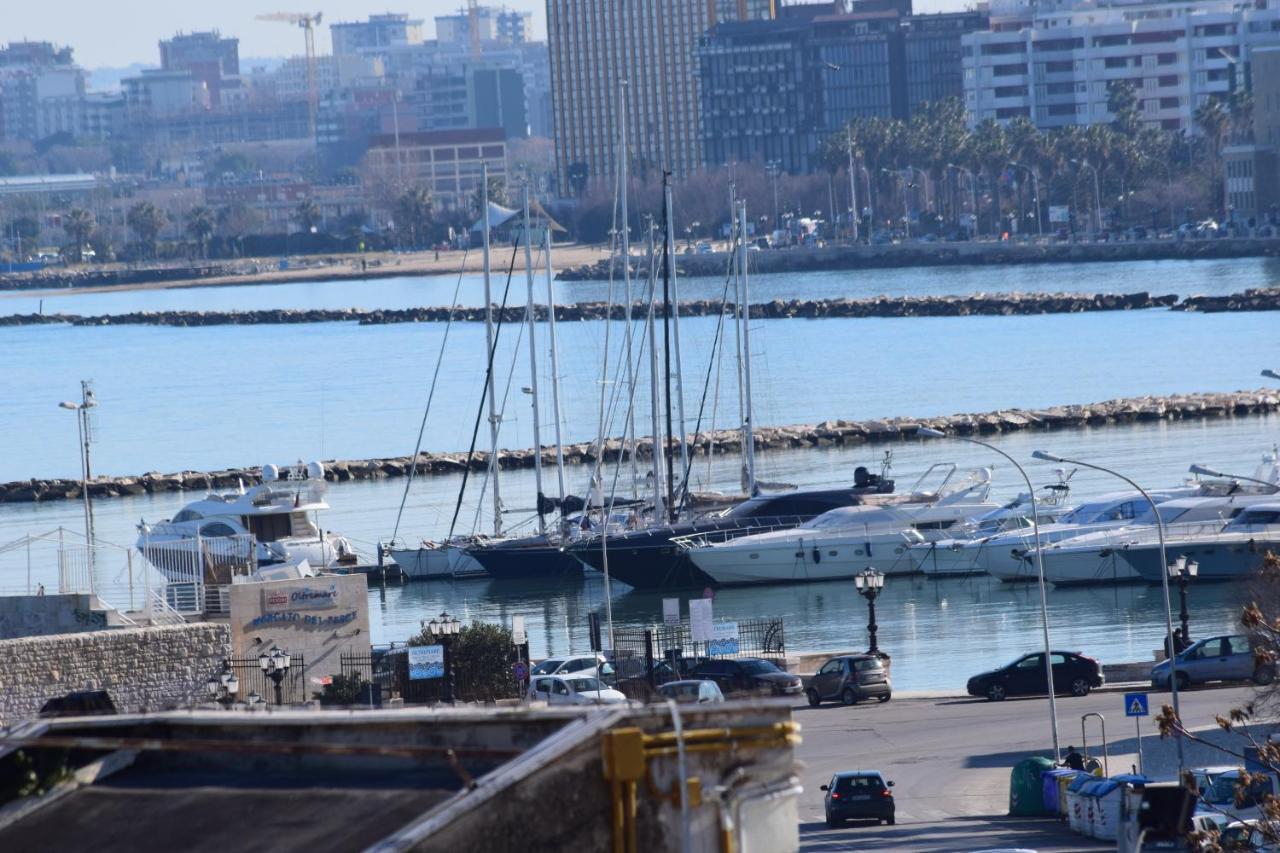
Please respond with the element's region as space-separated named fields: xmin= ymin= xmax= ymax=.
xmin=1125 ymin=692 xmax=1149 ymax=717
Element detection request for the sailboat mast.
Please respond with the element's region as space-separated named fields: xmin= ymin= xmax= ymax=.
xmin=737 ymin=200 xmax=757 ymax=495
xmin=663 ymin=178 xmax=689 ymax=513
xmin=522 ymin=184 xmax=546 ymax=537
xmin=660 ymin=175 xmax=677 ymax=522
xmin=645 ymin=222 xmax=666 ymax=523
xmin=619 ymin=78 xmax=639 ymax=500
xmin=544 ymin=226 xmax=567 ymax=507
xmin=481 ymin=163 xmax=503 ymax=537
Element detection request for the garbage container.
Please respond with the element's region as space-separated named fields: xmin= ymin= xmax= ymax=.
xmin=1009 ymin=756 xmax=1056 ymax=816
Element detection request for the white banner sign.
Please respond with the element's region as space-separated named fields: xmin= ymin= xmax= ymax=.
xmin=512 ymin=615 xmax=527 ymax=645
xmin=709 ymin=622 xmax=740 ymax=656
xmin=689 ymin=598 xmax=714 ymax=642
xmin=663 ymin=598 xmax=681 ymax=625
xmin=408 ymin=645 xmax=445 ymax=680
xmin=1049 ymin=205 xmax=1071 ymax=223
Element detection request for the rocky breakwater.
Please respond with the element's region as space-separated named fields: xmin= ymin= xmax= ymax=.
xmin=1174 ymin=288 xmax=1280 ymax=313
xmin=2 ymin=389 xmax=1275 ymax=505
xmin=0 ymin=291 xmax=1185 ymax=330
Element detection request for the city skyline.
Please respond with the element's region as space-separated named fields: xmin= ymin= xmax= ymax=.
xmin=3 ymin=0 xmax=550 ymax=70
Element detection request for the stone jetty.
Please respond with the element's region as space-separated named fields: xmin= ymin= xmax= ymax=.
xmin=1174 ymin=288 xmax=1280 ymax=313
xmin=2 ymin=388 xmax=1275 ymax=505
xmin=0 ymin=290 xmax=1225 ymax=330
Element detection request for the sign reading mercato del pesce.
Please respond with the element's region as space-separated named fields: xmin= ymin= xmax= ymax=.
xmin=250 ymin=582 xmax=358 ymax=628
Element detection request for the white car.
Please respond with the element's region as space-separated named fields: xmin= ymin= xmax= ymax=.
xmin=527 ymin=674 xmax=627 ymax=705
xmin=529 ymin=654 xmax=614 ymax=679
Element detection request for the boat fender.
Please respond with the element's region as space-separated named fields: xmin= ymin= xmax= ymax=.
xmin=865 ymin=542 xmax=873 ymax=558
xmin=813 ymin=548 xmax=821 ymax=564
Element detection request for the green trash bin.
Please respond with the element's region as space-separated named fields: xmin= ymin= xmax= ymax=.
xmin=1009 ymin=756 xmax=1056 ymax=816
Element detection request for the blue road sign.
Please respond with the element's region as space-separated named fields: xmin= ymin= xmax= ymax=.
xmin=1125 ymin=692 xmax=1150 ymax=717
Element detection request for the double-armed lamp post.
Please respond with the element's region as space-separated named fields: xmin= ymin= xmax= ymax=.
xmin=258 ymin=646 xmax=292 ymax=707
xmin=853 ymin=569 xmax=885 ymax=654
xmin=425 ymin=611 xmax=462 ymax=703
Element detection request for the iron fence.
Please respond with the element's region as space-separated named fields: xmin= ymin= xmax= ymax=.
xmin=608 ymin=617 xmax=786 ymax=700
xmin=227 ymin=654 xmax=307 ymax=705
xmin=370 ymin=642 xmax=525 ymax=705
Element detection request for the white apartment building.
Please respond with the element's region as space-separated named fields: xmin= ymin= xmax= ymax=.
xmin=962 ymin=0 xmax=1280 ymax=131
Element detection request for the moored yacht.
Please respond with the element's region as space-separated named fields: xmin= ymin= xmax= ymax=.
xmin=136 ymin=462 xmax=356 ymax=584
xmin=678 ymin=467 xmax=998 ymax=586
xmin=1115 ymin=502 xmax=1280 ymax=582
xmin=389 ymin=539 xmax=486 ymax=580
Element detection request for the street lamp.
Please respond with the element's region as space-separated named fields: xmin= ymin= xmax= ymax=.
xmin=1070 ymin=159 xmax=1103 ymax=236
xmin=919 ymin=426 xmax=1060 ymax=762
xmin=1032 ymin=449 xmax=1184 ymax=772
xmin=948 ymin=164 xmax=980 ymax=239
xmin=258 ymin=645 xmax=292 ymax=706
xmin=1188 ymin=462 xmax=1279 ymax=492
xmin=1262 ymin=369 xmax=1280 ymax=381
xmin=59 ymin=383 xmax=98 ymax=552
xmin=853 ymin=569 xmax=885 ymax=655
xmin=206 ymin=660 xmax=240 ymax=707
xmin=880 ymin=169 xmax=909 ymax=239
xmin=1167 ymin=556 xmax=1198 ymax=647
xmin=1009 ymin=162 xmax=1044 ymax=238
xmin=425 ymin=610 xmax=462 ymax=703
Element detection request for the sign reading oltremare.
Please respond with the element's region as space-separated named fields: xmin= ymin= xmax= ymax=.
xmin=229 ymin=574 xmax=371 ymax=679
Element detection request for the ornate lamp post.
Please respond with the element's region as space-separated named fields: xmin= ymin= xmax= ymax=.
xmin=205 ymin=660 xmax=240 ymax=708
xmin=425 ymin=611 xmax=462 ymax=703
xmin=1168 ymin=556 xmax=1198 ymax=647
xmin=258 ymin=645 xmax=291 ymax=707
xmin=853 ymin=569 xmax=885 ymax=654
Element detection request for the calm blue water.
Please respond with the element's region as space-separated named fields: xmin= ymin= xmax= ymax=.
xmin=1 ymin=255 xmax=1277 ymax=316
xmin=1 ymin=257 xmax=1278 ymax=690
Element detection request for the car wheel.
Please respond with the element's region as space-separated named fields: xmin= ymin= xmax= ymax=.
xmin=986 ymin=683 xmax=1006 ymax=701
xmin=1176 ymin=672 xmax=1190 ymax=692
xmin=878 ymin=691 xmax=891 ymax=703
xmin=1070 ymin=677 xmax=1090 ymax=697
xmin=1255 ymin=665 xmax=1276 ymax=686
xmin=807 ymin=688 xmax=821 ymax=707
xmin=887 ymin=815 xmax=896 ymax=826
xmin=841 ymin=687 xmax=858 ymax=706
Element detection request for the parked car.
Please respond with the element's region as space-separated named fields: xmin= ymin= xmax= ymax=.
xmin=966 ymin=651 xmax=1103 ymax=701
xmin=1192 ymin=765 xmax=1280 ymax=824
xmin=527 ymin=674 xmax=627 ymax=705
xmin=686 ymin=658 xmax=802 ymax=697
xmin=656 ymin=679 xmax=725 ymax=704
xmin=821 ymin=771 xmax=895 ymax=827
xmin=1218 ymin=820 xmax=1277 ymax=851
xmin=529 ymin=654 xmax=614 ymax=679
xmin=1151 ymin=634 xmax=1274 ymax=691
xmin=806 ymin=654 xmax=891 ymax=706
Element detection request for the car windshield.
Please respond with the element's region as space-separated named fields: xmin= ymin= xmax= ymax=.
xmin=739 ymin=660 xmax=780 ymax=675
xmin=568 ymin=677 xmax=604 ymax=692
xmin=1199 ymin=773 xmax=1240 ymax=806
xmin=531 ymin=660 xmax=563 ymax=675
xmin=835 ymin=775 xmax=885 ymax=793
xmin=853 ymin=658 xmax=883 ymax=672
xmin=662 ymin=683 xmax=702 ymax=699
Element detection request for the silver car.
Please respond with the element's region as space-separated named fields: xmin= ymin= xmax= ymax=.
xmin=1151 ymin=634 xmax=1272 ymax=690
xmin=657 ymin=679 xmax=725 ymax=704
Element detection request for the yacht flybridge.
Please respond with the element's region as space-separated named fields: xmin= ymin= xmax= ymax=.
xmin=136 ymin=461 xmax=356 ymax=584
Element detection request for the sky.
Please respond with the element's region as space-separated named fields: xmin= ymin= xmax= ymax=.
xmin=4 ymin=1 xmax=549 ymax=70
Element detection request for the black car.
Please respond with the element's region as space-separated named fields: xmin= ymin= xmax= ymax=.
xmin=966 ymin=651 xmax=1104 ymax=701
xmin=687 ymin=658 xmax=802 ymax=697
xmin=822 ymin=771 xmax=895 ymax=827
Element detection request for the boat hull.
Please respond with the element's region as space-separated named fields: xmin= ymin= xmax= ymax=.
xmin=390 ymin=546 xmax=486 ymax=580
xmin=468 ymin=539 xmax=582 ymax=580
xmin=1119 ymin=538 xmax=1280 ymax=582
xmin=1040 ymin=549 xmax=1143 ymax=586
xmin=690 ymin=536 xmax=917 ymax=586
xmin=911 ymin=540 xmax=989 ymax=577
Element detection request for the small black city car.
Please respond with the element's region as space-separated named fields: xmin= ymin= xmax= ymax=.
xmin=966 ymin=650 xmax=1104 ymax=701
xmin=822 ymin=771 xmax=895 ymax=827
xmin=686 ymin=657 xmax=803 ymax=697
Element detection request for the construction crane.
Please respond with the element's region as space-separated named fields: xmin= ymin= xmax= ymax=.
xmin=257 ymin=12 xmax=323 ymax=138
xmin=466 ymin=0 xmax=482 ymax=57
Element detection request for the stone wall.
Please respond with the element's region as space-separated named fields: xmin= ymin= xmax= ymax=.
xmin=0 ymin=622 xmax=230 ymax=726
xmin=0 ymin=594 xmax=114 ymax=640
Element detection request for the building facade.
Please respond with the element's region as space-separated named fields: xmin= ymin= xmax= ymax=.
xmin=436 ymin=7 xmax=534 ymax=47
xmin=698 ymin=8 xmax=987 ymax=173
xmin=549 ymin=0 xmax=775 ymax=195
xmin=330 ymin=14 xmax=424 ymax=59
xmin=362 ymin=127 xmax=507 ymax=211
xmin=159 ymin=31 xmax=239 ymax=106
xmin=0 ymin=41 xmax=89 ymax=141
xmin=1223 ymin=45 xmax=1280 ymax=224
xmin=962 ymin=0 xmax=1280 ymax=131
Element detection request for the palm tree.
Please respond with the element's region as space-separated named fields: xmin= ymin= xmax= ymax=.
xmin=217 ymin=203 xmax=260 ymax=258
xmin=1226 ymin=90 xmax=1254 ymax=144
xmin=393 ymin=187 xmax=434 ymax=249
xmin=63 ymin=208 xmax=96 ymax=262
xmin=966 ymin=119 xmax=1010 ymax=237
xmin=1194 ymin=96 xmax=1230 ymax=214
xmin=126 ymin=201 xmax=166 ymax=260
xmin=185 ymin=206 xmax=215 ymax=258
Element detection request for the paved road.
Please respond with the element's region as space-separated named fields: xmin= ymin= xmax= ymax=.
xmin=793 ymin=683 xmax=1258 ymax=851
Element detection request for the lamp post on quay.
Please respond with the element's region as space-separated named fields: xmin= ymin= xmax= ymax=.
xmin=58 ymin=381 xmax=98 ymax=554
xmin=853 ymin=569 xmax=885 ymax=655
xmin=258 ymin=646 xmax=291 ymax=707
xmin=206 ymin=660 xmax=240 ymax=708
xmin=425 ymin=611 xmax=462 ymax=703
xmin=1262 ymin=369 xmax=1280 ymax=381
xmin=1168 ymin=556 xmax=1198 ymax=647
xmin=1032 ymin=449 xmax=1184 ymax=772
xmin=918 ymin=426 xmax=1060 ymax=763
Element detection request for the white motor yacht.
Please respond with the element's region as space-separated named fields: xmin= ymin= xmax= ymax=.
xmin=911 ymin=496 xmax=1077 ymax=578
xmin=1034 ymin=493 xmax=1280 ymax=586
xmin=679 ymin=466 xmax=999 ymax=586
xmin=390 ymin=539 xmax=487 ymax=580
xmin=137 ymin=462 xmax=356 ymax=584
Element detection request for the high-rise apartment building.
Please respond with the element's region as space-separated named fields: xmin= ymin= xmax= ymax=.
xmin=548 ymin=0 xmax=776 ymax=195
xmin=159 ymin=31 xmax=239 ymax=106
xmin=436 ymin=7 xmax=534 ymax=47
xmin=962 ymin=0 xmax=1280 ymax=132
xmin=330 ymin=14 xmax=424 ymax=59
xmin=0 ymin=41 xmax=91 ymax=141
xmin=1224 ymin=45 xmax=1280 ymax=223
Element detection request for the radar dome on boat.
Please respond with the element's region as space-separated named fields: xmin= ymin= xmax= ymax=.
xmin=306 ymin=461 xmax=325 ymax=480
xmin=262 ymin=463 xmax=279 ymax=482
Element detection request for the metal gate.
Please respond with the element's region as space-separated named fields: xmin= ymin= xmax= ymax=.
xmin=608 ymin=617 xmax=786 ymax=698
xmin=227 ymin=654 xmax=307 ymax=705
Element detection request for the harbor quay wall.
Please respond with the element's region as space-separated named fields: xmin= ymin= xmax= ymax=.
xmin=7 ymin=290 xmax=1266 ymax=329
xmin=0 ymin=622 xmax=231 ymax=726
xmin=1 ymin=388 xmax=1275 ymax=505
